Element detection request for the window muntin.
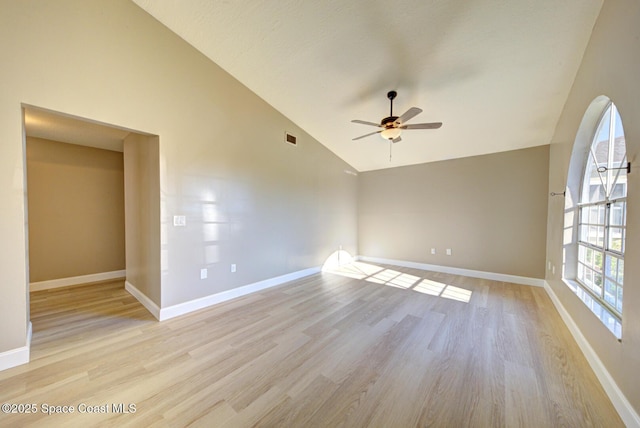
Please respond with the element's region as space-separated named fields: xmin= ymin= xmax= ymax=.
xmin=576 ymin=103 xmax=626 ymax=320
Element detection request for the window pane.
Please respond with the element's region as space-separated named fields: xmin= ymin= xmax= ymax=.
xmin=593 ymin=185 xmax=606 ymax=201
xmin=604 ymin=280 xmax=616 ymax=306
xmin=605 ymin=255 xmax=617 ymax=280
xmin=589 ymin=226 xmax=599 ymax=246
xmin=613 ymin=106 xmax=625 ymax=139
xmin=579 ymin=225 xmax=587 ymax=242
xmin=613 ymin=106 xmax=626 ymax=160
xmin=609 ymin=227 xmax=623 ymax=252
xmin=596 ymin=226 xmax=605 ymax=247
xmin=593 ymin=106 xmax=611 ymax=166
xmin=611 ymin=182 xmax=626 ymax=200
xmin=589 ymin=206 xmax=600 ymax=224
xmin=594 ymin=284 xmax=602 ymax=296
xmin=618 ymin=259 xmax=624 ymax=284
xmin=610 ymin=202 xmax=625 ymax=226
xmin=582 ymin=154 xmax=606 ymax=203
xmin=594 ymin=251 xmax=603 ymax=273
xmin=607 ymin=107 xmax=627 ymax=199
xmin=605 ymin=279 xmax=615 ymax=294
xmin=584 ymin=269 xmax=602 ymax=296
xmin=594 ymin=272 xmax=603 ymax=287
xmin=578 ymin=262 xmax=585 ymax=281
xmin=580 ymin=206 xmax=589 ymax=223
xmin=585 ymin=269 xmax=593 ymax=286
xmin=617 ymin=288 xmax=623 ymax=313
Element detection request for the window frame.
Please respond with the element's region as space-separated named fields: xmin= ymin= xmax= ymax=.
xmin=576 ymin=198 xmax=625 ymax=316
xmin=574 ymin=101 xmax=626 ymax=327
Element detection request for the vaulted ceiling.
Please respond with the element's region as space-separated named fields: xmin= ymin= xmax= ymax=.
xmin=133 ymin=0 xmax=602 ymax=171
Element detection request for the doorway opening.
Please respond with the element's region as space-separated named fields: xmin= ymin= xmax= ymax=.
xmin=22 ymin=105 xmax=161 ymax=358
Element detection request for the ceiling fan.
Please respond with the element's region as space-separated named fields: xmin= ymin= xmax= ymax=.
xmin=352 ymin=90 xmax=442 ymax=143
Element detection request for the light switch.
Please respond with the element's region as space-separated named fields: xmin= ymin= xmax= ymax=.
xmin=173 ymin=215 xmax=186 ymax=227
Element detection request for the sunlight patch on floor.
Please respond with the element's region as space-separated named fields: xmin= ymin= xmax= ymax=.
xmin=324 ymin=260 xmax=472 ymax=304
xmin=414 ymin=278 xmax=446 ymax=296
xmin=440 ymin=285 xmax=473 ymax=303
xmin=381 ymin=272 xmax=421 ymax=289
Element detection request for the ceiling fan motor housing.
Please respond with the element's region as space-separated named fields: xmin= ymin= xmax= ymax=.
xmin=381 ymin=116 xmax=399 ymax=127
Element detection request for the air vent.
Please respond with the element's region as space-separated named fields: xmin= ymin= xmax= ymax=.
xmin=285 ymin=132 xmax=297 ymax=146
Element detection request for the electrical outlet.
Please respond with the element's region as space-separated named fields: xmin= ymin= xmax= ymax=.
xmin=431 ymin=248 xmax=436 ymax=255
xmin=200 ymin=268 xmax=207 ymax=279
xmin=231 ymin=264 xmax=237 ymax=273
xmin=446 ymin=248 xmax=452 ymax=256
xmin=173 ymin=215 xmax=186 ymax=227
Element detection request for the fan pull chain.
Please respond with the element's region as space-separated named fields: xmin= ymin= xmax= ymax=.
xmin=389 ymin=139 xmax=392 ymax=162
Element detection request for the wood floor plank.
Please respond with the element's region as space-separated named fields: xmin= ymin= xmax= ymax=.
xmin=0 ymin=268 xmax=624 ymax=427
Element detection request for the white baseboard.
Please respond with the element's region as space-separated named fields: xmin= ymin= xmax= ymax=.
xmin=357 ymin=256 xmax=545 ymax=287
xmin=544 ymin=281 xmax=640 ymax=428
xmin=30 ymin=270 xmax=126 ymax=291
xmin=0 ymin=322 xmax=32 ymax=372
xmin=125 ymin=281 xmax=161 ymax=320
xmin=159 ymin=266 xmax=321 ymax=321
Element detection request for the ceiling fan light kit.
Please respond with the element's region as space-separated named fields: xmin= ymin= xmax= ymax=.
xmin=380 ymin=127 xmax=401 ymax=140
xmin=351 ymin=90 xmax=442 ymax=145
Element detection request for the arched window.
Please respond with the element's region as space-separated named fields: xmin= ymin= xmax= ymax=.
xmin=568 ymin=100 xmax=627 ymax=337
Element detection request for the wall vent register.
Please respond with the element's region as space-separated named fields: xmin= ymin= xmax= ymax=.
xmin=285 ymin=132 xmax=297 ymax=146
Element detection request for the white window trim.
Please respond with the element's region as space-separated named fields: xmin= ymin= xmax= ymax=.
xmin=562 ymin=97 xmax=626 ymax=340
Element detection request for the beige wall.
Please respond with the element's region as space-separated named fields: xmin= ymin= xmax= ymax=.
xmin=0 ymin=0 xmax=358 ymax=355
xmin=124 ymin=134 xmax=161 ymax=306
xmin=26 ymin=138 xmax=125 ymax=283
xmin=546 ymin=0 xmax=640 ymax=414
xmin=359 ymin=145 xmax=549 ymax=279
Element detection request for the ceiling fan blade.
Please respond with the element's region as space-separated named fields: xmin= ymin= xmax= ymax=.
xmin=392 ymin=136 xmax=402 ymax=143
xmin=395 ymin=107 xmax=423 ymax=125
xmin=352 ymin=119 xmax=382 ymax=127
xmin=401 ymin=122 xmax=443 ymax=130
xmin=353 ymin=130 xmax=383 ymax=140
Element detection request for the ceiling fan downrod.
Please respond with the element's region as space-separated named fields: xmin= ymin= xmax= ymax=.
xmin=387 ymin=90 xmax=397 ymax=117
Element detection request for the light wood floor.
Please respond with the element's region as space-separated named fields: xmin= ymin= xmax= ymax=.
xmin=0 ymin=262 xmax=623 ymax=427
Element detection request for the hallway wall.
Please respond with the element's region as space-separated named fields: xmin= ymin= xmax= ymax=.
xmin=26 ymin=137 xmax=125 ymax=284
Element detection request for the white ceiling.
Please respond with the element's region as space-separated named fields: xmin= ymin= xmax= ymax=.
xmin=133 ymin=0 xmax=602 ymax=171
